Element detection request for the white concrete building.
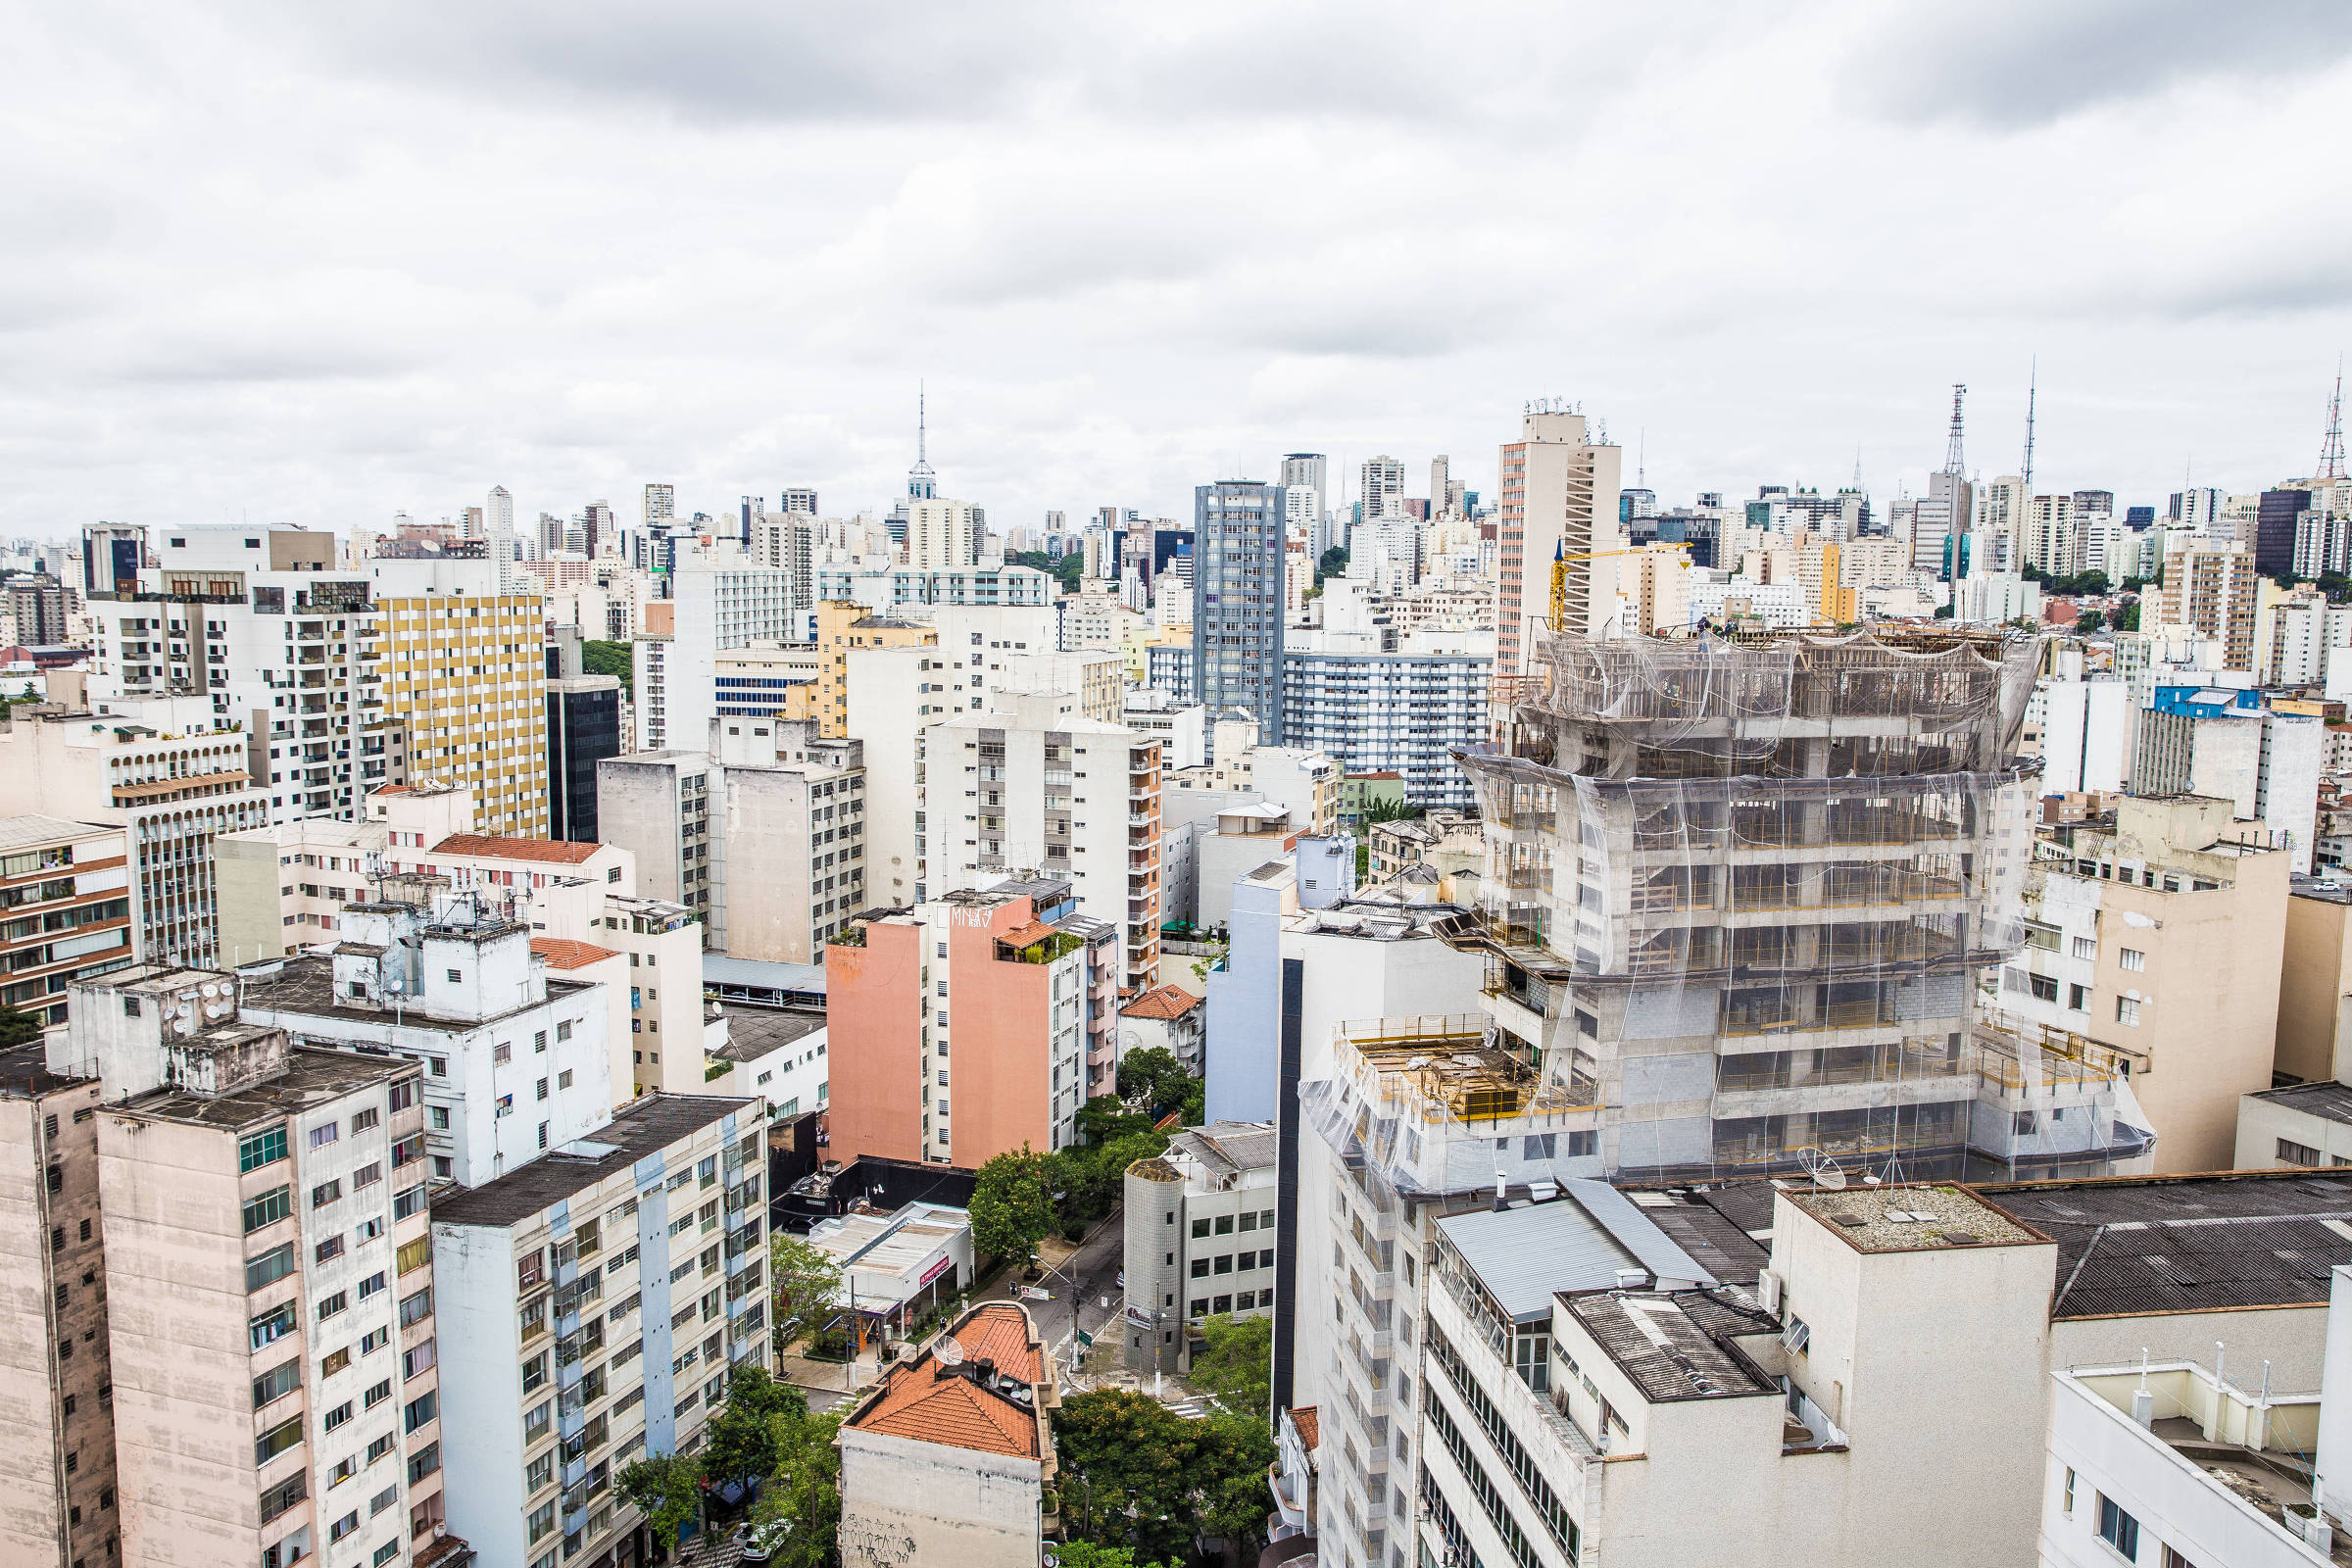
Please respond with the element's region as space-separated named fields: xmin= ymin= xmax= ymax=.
xmin=1119 ymin=1121 xmax=1278 ymax=1374
xmin=634 ymin=547 xmax=796 ymax=753
xmin=432 ymin=1094 xmax=768 ymax=1568
xmin=2037 ymin=675 xmax=2132 ymax=795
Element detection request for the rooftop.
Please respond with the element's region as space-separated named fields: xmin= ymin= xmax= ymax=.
xmin=1121 ymin=984 xmax=1202 ymax=1022
xmin=2248 ymin=1079 xmax=2352 ymax=1127
xmin=431 ymin=833 xmax=603 ymax=865
xmin=709 ymin=1004 xmax=826 ymax=1063
xmin=1785 ymin=1183 xmax=2046 ymax=1253
xmin=1288 ymin=1406 xmax=1319 ymax=1452
xmin=0 ymin=1041 xmax=87 ymax=1100
xmin=1977 ymin=1169 xmax=2352 ymax=1319
xmin=1167 ymin=1121 xmax=1277 ymax=1179
xmin=239 ymin=956 xmax=595 ymax=1035
xmin=700 ymin=955 xmax=828 ymax=999
xmin=846 ymin=1302 xmax=1049 ymax=1458
xmin=1625 ymin=1186 xmax=1774 ymax=1280
xmin=115 ymin=1044 xmax=416 ymax=1133
xmin=432 ymin=1094 xmax=753 ymax=1229
xmin=530 ymin=938 xmax=619 ymax=971
xmin=1439 ymin=1181 xmax=1716 ymax=1326
xmin=1561 ymin=1289 xmax=1780 ymax=1403
xmin=0 ymin=813 xmax=116 ymax=851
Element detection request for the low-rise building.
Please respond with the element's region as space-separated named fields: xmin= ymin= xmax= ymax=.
xmin=1120 ymin=1121 xmax=1278 ymax=1374
xmin=430 ymin=1094 xmax=768 ymax=1568
xmin=1117 ymin=984 xmax=1203 ymax=1074
xmin=836 ymin=1301 xmax=1058 ymax=1568
xmin=2237 ymin=1081 xmax=2352 ymax=1170
xmin=800 ymin=1201 xmax=973 ymax=1344
xmin=704 ymin=1003 xmax=828 ymax=1121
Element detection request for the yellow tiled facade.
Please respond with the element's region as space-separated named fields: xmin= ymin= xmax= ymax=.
xmin=377 ymin=593 xmax=550 ymax=836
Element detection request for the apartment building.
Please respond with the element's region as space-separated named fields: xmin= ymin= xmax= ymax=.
xmin=813 ymin=601 xmax=934 ymax=740
xmin=1279 ymin=641 xmax=1490 ymax=811
xmin=837 ymin=1301 xmax=1058 ymax=1568
xmin=1192 ymin=480 xmax=1288 ymax=742
xmin=1996 ymin=794 xmax=2287 ymax=1172
xmin=2156 ymin=538 xmax=2259 ymax=671
xmin=0 ymin=706 xmax=272 ymax=968
xmin=1117 ymin=983 xmax=1202 ymax=1073
xmin=598 ymin=719 xmax=867 ymax=962
xmin=545 ymin=674 xmax=622 ymax=844
xmin=431 ymin=1094 xmax=768 ymax=1568
xmin=929 ymin=696 xmax=1162 ymax=991
xmin=78 ymin=524 xmax=410 ymax=824
xmin=215 ymin=812 xmax=392 ymax=960
xmin=1119 ymin=1121 xmax=1277 ymax=1375
xmin=368 ymin=558 xmax=549 ymax=838
xmin=825 ymin=879 xmax=1116 ymax=1166
xmin=2278 ymin=880 xmax=2352 ymax=1086
xmin=0 ymin=816 xmax=133 ymax=1023
xmin=2132 ymin=686 xmax=2325 ymax=872
xmin=50 ymin=968 xmax=457 ymax=1568
xmin=0 ymin=1044 xmax=118 ymax=1568
xmin=236 ymin=889 xmax=612 ymax=1187
xmin=816 ymin=564 xmax=1053 ymax=612
xmin=1494 ymin=408 xmax=1625 ymax=691
xmin=711 ymin=641 xmax=821 ymax=723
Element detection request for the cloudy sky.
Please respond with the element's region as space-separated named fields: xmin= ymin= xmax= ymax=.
xmin=5 ymin=0 xmax=2348 ymax=540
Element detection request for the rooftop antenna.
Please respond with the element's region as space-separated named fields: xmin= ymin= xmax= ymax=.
xmin=1942 ymin=384 xmax=1968 ymax=477
xmin=1638 ymin=429 xmax=1646 ymax=488
xmin=2021 ymin=358 xmax=2037 ymax=494
xmin=1851 ymin=444 xmax=1863 ymax=492
xmin=2321 ymin=357 xmax=2347 ymax=481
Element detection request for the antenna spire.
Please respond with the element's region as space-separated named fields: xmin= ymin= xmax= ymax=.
xmin=906 ymin=380 xmax=938 ymax=500
xmin=2322 ymin=357 xmax=2347 ymax=481
xmin=2021 ymin=359 xmax=2037 ymax=494
xmin=1943 ymin=383 xmax=1968 ymax=476
xmin=1852 ymin=444 xmax=1863 ymax=491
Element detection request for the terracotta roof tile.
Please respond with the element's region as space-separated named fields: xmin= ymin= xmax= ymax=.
xmin=531 ymin=938 xmax=619 ymax=971
xmin=1000 ymin=920 xmax=1061 ymax=948
xmin=431 ymin=833 xmax=603 ymax=865
xmin=1120 ymin=984 xmax=1202 ymax=1021
xmin=1289 ymin=1406 xmax=1319 ymax=1451
xmin=848 ymin=1306 xmax=1047 ymax=1458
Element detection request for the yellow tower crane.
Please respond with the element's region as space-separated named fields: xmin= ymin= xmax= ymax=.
xmin=1549 ymin=542 xmax=1667 ymax=633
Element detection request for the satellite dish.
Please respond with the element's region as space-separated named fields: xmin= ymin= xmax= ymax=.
xmin=1797 ymin=1147 xmax=1847 ymax=1192
xmin=935 ymin=1338 xmax=964 ymax=1367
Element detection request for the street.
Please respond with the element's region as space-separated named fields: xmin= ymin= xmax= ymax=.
xmin=1022 ymin=1200 xmax=1129 ymax=1388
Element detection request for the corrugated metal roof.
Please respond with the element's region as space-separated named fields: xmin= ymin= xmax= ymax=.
xmin=1437 ymin=1184 xmax=1715 ymax=1326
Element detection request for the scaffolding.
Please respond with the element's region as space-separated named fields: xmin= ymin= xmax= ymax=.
xmin=1426 ymin=626 xmax=2149 ymax=1183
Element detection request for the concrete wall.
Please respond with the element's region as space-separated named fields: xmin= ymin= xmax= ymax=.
xmin=824 ymin=920 xmax=925 ymax=1165
xmin=214 ymin=831 xmax=289 ymax=963
xmin=837 ymin=1428 xmax=1043 ymax=1568
xmin=2277 ymin=891 xmax=2352 ymax=1085
xmin=432 ymin=1219 xmax=530 ymax=1566
xmin=946 ymin=901 xmax=1059 ymax=1167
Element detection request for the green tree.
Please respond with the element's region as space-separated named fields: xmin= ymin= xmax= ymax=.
xmin=1192 ymin=1413 xmax=1279 ymax=1550
xmin=1115 ymin=1047 xmax=1193 ymax=1116
xmin=1054 ymin=1392 xmax=1278 ymax=1562
xmin=1314 ymin=546 xmax=1348 ymax=586
xmin=0 ymin=1005 xmax=46 ymax=1047
xmin=1361 ymin=797 xmax=1423 ymax=827
xmin=1077 ymin=1093 xmax=1157 ymax=1148
xmin=1186 ymin=1313 xmax=1272 ymax=1416
xmin=2074 ymin=609 xmax=2106 ymax=634
xmin=747 ymin=1406 xmax=845 ymax=1568
xmin=770 ymin=1231 xmax=846 ymax=1345
xmin=1053 ymin=1544 xmax=1179 ymax=1568
xmin=582 ymin=638 xmax=635 ymax=696
xmin=701 ymin=1365 xmax=808 ymax=1493
xmin=617 ymin=1452 xmax=702 ymax=1561
xmin=970 ymin=1145 xmax=1058 ymax=1267
xmin=2114 ymin=600 xmax=2141 ymax=632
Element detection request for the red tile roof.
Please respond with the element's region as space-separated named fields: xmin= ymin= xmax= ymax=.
xmin=531 ymin=938 xmax=619 ymax=971
xmin=1288 ymin=1406 xmax=1319 ymax=1451
xmin=431 ymin=833 xmax=603 ymax=865
xmin=1121 ymin=984 xmax=1202 ymax=1021
xmin=849 ymin=1305 xmax=1047 ymax=1458
xmin=1000 ymin=920 xmax=1061 ymax=948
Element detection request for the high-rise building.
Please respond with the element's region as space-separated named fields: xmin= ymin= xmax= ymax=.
xmin=546 ymin=675 xmax=622 ymax=843
xmin=2169 ymin=487 xmax=2226 ymax=527
xmin=748 ymin=512 xmax=816 ymax=622
xmin=485 ymin=486 xmax=517 ymax=593
xmin=430 ymin=1093 xmax=768 ymax=1568
xmin=0 ymin=817 xmax=131 ymax=1022
xmin=368 ymin=556 xmax=550 ymax=838
xmin=2258 ymin=486 xmax=2314 ymax=577
xmin=643 ymin=482 xmax=674 ymax=525
xmin=778 ymin=487 xmax=818 ymax=514
xmin=633 ymin=548 xmax=795 ymax=753
xmin=1282 ymin=454 xmax=1327 ymax=552
xmin=1494 ymin=407 xmax=1625 ymax=687
xmin=905 ymin=498 xmax=982 ymax=572
xmin=1192 ymin=479 xmax=1288 ymax=742
xmin=48 ymin=967 xmax=457 ymax=1566
xmin=3 ymin=573 xmax=68 ymax=645
xmin=0 ymin=710 xmax=270 ymax=969
xmin=2154 ymin=538 xmax=2259 ymax=670
xmin=824 ymin=878 xmax=1117 ymax=1165
xmin=929 ymin=692 xmax=1162 ymax=992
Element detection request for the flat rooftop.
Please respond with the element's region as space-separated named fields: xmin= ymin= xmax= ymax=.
xmin=1439 ymin=1182 xmax=1715 ymax=1326
xmin=1166 ymin=1121 xmax=1277 ymax=1180
xmin=0 ymin=813 xmax=115 ymax=850
xmin=709 ymin=1004 xmax=825 ymax=1063
xmin=2247 ymin=1079 xmax=2352 ymax=1128
xmin=1976 ymin=1169 xmax=2352 ymax=1318
xmin=433 ymin=1094 xmax=754 ymax=1229
xmin=0 ymin=1041 xmax=87 ymax=1099
xmin=1786 ymin=1183 xmax=2045 ymax=1253
xmin=700 ymin=955 xmax=828 ymax=999
xmin=240 ymin=956 xmax=596 ymax=1035
xmin=1561 ymin=1289 xmax=1779 ymax=1403
xmin=116 ymin=1045 xmax=414 ymax=1133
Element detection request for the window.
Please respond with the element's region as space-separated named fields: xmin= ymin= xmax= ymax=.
xmin=399 ymin=1287 xmax=432 ymax=1328
xmin=393 ymin=1184 xmax=426 ymax=1220
xmin=2072 ymin=936 xmax=2096 ymax=960
xmin=528 ymin=1500 xmax=557 ymax=1544
xmin=522 ymin=1351 xmax=549 ymax=1392
xmin=2120 ymin=948 xmax=2146 ymax=971
xmin=353 ymin=1161 xmax=381 ymax=1190
xmin=407 ymin=1442 xmax=440 ymax=1486
xmin=321 ymin=1398 xmax=353 ymax=1432
xmin=2161 ymin=1548 xmax=2199 ymax=1568
xmin=1190 ymin=1257 xmax=1209 ymax=1279
xmin=2069 ymin=984 xmax=2089 ymax=1011
xmin=254 ymin=1359 xmax=302 ymax=1409
xmin=358 ymin=1270 xmax=387 ymax=1300
xmin=239 ymin=1127 xmax=288 ymax=1172
xmin=524 ymin=1401 xmax=551 ymax=1443
xmin=1214 ymin=1214 xmax=1234 ymax=1235
xmin=2028 ymin=973 xmax=2058 ymax=1003
xmin=246 ymin=1243 xmax=296 ymax=1292
xmin=366 ymin=1378 xmax=392 ymax=1408
xmin=312 ymin=1179 xmax=342 ymax=1208
xmin=446 ymin=969 xmax=463 ymax=984
xmin=318 ymin=1291 xmax=349 ymax=1321
xmin=243 ymin=1186 xmax=291 ymax=1233
xmin=361 ymin=1326 xmax=389 ymax=1354
xmin=321 ymin=1348 xmax=351 ymax=1378
xmin=2096 ymin=1495 xmax=2139 ymax=1559
xmin=557 ymin=1021 xmax=572 ymax=1042
xmin=2025 ymin=920 xmax=2061 ymax=952
xmin=404 ymin=1338 xmax=437 ymax=1379
xmin=2279 ymin=1139 xmax=2322 ymax=1168
xmin=391 ymin=1079 xmax=417 ymax=1110
xmin=255 ymin=1416 xmax=304 ymax=1465
xmin=2064 ymin=1467 xmax=2076 ymax=1514
xmin=403 ymin=1389 xmax=437 ymax=1433
xmin=2117 ymin=997 xmax=2141 ymax=1027
xmin=1191 ymin=1217 xmax=1210 ymax=1239
xmin=249 ymin=1301 xmax=298 ymax=1350
xmin=398 ymin=1236 xmax=430 ymax=1275
xmin=309 ymin=1122 xmax=340 ymax=1150
xmin=351 ymin=1107 xmax=379 ymax=1134
xmin=316 ymin=1235 xmax=346 ymax=1264
xmin=559 ymin=1070 xmax=573 ymax=1090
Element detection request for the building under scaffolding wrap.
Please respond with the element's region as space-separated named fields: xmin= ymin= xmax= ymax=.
xmin=1427 ymin=624 xmax=2153 ymax=1183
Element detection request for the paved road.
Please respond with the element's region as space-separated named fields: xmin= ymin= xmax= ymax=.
xmin=1024 ymin=1201 xmax=1129 ymax=1386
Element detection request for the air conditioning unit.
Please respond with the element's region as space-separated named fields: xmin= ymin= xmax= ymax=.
xmin=1758 ymin=1269 xmax=1785 ymax=1314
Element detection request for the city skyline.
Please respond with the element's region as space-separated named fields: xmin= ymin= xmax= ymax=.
xmin=3 ymin=3 xmax=2347 ymax=535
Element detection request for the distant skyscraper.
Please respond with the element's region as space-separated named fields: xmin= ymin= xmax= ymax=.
xmin=643 ymin=482 xmax=675 ymax=524
xmin=2170 ymin=487 xmax=2226 ymax=527
xmin=1281 ymin=454 xmax=1327 ymax=552
xmin=779 ymin=487 xmax=818 ymax=514
xmin=1429 ymin=454 xmax=1451 ymax=513
xmin=1494 ymin=405 xmax=1624 ymax=684
xmin=906 ymin=498 xmax=981 ymax=571
xmin=581 ymin=499 xmax=615 ymax=559
xmin=1359 ymin=454 xmax=1405 ymax=519
xmin=485 ymin=484 xmax=516 ymax=590
xmin=1193 ymin=479 xmax=1288 ymax=740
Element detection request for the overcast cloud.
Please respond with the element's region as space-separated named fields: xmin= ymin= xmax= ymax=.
xmin=1 ymin=0 xmax=2347 ymax=539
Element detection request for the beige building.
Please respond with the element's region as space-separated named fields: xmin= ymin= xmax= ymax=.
xmin=1494 ymin=407 xmax=1625 ymax=688
xmin=2277 ymin=879 xmax=2352 ymax=1085
xmin=0 ymin=1043 xmax=118 ymax=1568
xmin=0 ymin=706 xmax=271 ymax=969
xmin=54 ymin=967 xmax=457 ymax=1567
xmin=2155 ymin=538 xmax=2259 ymax=672
xmin=0 ymin=816 xmax=134 ymax=1024
xmin=837 ymin=1301 xmax=1058 ymax=1568
xmin=814 ymin=602 xmax=933 ymax=739
xmin=1997 ymin=794 xmax=2289 ymax=1172
xmin=370 ymin=559 xmax=550 ymax=837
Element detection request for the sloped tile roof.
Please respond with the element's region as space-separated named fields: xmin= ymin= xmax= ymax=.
xmin=1121 ymin=984 xmax=1202 ymax=1021
xmin=530 ymin=938 xmax=619 ymax=971
xmin=431 ymin=833 xmax=602 ymax=864
xmin=847 ymin=1303 xmax=1046 ymax=1458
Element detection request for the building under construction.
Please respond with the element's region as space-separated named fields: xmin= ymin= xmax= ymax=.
xmin=1428 ymin=624 xmax=2152 ymax=1184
